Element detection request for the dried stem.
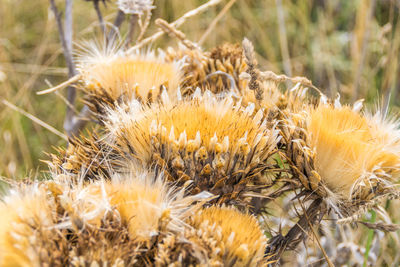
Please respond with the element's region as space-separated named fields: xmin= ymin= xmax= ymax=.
xmin=137 ymin=9 xmax=152 ymax=42
xmin=126 ymin=14 xmax=139 ymax=46
xmin=155 ymin=19 xmax=197 ymax=50
xmin=198 ymin=0 xmax=237 ymax=45
xmin=37 ymin=74 xmax=81 ymax=95
xmin=127 ymin=0 xmax=223 ymax=53
xmin=108 ymin=10 xmax=125 ymax=41
xmin=302 ymin=200 xmax=335 ymax=267
xmin=93 ymin=0 xmax=106 ymax=35
xmin=49 ymin=0 xmax=90 ymax=137
xmin=67 ymin=105 xmax=92 ymax=137
xmin=2 ymin=99 xmax=68 ymax=141
xmin=261 ymin=70 xmax=323 ymax=95
xmin=49 ymin=0 xmax=76 ymax=77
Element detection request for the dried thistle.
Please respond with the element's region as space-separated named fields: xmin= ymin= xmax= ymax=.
xmin=155 ymin=206 xmax=268 ymax=266
xmin=105 ymin=90 xmax=281 ymax=205
xmin=284 ymin=98 xmax=400 ymax=217
xmin=165 ymin=42 xmax=247 ymax=95
xmin=76 ymin=42 xmax=183 ymax=114
xmin=46 ymin=129 xmax=121 ymax=181
xmin=242 ymin=38 xmax=262 ymax=101
xmin=0 ymin=171 xmax=208 ymax=266
xmin=117 ymin=0 xmax=155 ymax=15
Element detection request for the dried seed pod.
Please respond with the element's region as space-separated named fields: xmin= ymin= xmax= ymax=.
xmin=165 ymin=43 xmax=247 ymax=95
xmin=105 ymin=90 xmax=281 ymax=205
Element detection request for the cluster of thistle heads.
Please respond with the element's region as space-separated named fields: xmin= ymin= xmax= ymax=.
xmin=2 ymin=37 xmax=400 ymax=266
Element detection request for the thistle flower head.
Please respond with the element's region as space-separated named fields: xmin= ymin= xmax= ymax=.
xmin=57 ymin=171 xmax=202 ymax=242
xmin=191 ymin=206 xmax=267 ymax=265
xmin=0 ymin=183 xmax=60 ymax=266
xmin=155 ymin=206 xmax=267 ymax=265
xmin=105 ymin=90 xmax=280 ymax=203
xmin=77 ymin=42 xmax=182 ymax=113
xmin=0 ymin=171 xmax=207 ymax=265
xmin=307 ymin=104 xmax=400 ymax=200
xmin=164 ymin=43 xmax=247 ymax=95
xmin=47 ymin=129 xmax=120 ymax=181
xmin=117 ymin=0 xmax=155 ymax=15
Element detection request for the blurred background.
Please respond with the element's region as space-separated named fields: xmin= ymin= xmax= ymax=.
xmin=0 ymin=0 xmax=399 ymax=179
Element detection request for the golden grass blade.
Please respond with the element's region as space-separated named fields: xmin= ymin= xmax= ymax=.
xmin=198 ymin=0 xmax=237 ymax=45
xmin=36 ymin=74 xmax=81 ymax=95
xmin=2 ymin=100 xmax=68 ymax=141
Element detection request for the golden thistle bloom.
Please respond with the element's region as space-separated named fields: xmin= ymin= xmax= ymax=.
xmin=307 ymin=104 xmax=400 ymax=200
xmin=105 ymin=90 xmax=280 ymax=204
xmin=0 ymin=184 xmax=65 ymax=266
xmin=57 ymin=171 xmax=202 ymax=243
xmin=155 ymin=206 xmax=267 ymax=266
xmin=0 ymin=172 xmax=205 ymax=266
xmin=77 ymin=42 xmax=182 ymax=113
xmin=281 ymin=97 xmax=400 ymax=207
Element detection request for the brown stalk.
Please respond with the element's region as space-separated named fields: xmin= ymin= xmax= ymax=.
xmin=108 ymin=10 xmax=125 ymax=41
xmin=126 ymin=14 xmax=139 ymax=46
xmin=155 ymin=19 xmax=197 ymax=50
xmin=93 ymin=0 xmax=106 ymax=35
xmin=198 ymin=0 xmax=237 ymax=45
xmin=127 ymin=0 xmax=223 ymax=53
xmin=2 ymin=100 xmax=68 ymax=141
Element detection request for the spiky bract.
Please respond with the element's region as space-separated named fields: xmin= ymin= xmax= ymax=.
xmin=47 ymin=130 xmax=121 ymax=181
xmin=105 ymin=91 xmax=280 ymax=204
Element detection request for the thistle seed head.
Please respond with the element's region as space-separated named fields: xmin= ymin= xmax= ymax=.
xmin=105 ymin=90 xmax=281 ymax=204
xmin=117 ymin=0 xmax=155 ymax=15
xmin=77 ymin=42 xmax=182 ymax=114
xmin=155 ymin=206 xmax=267 ymax=266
